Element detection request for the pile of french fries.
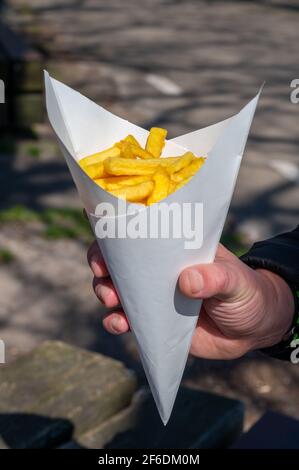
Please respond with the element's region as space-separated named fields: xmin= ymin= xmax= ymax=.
xmin=79 ymin=127 xmax=205 ymax=205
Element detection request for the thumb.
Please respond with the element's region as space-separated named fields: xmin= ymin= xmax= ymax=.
xmin=179 ymin=259 xmax=244 ymax=301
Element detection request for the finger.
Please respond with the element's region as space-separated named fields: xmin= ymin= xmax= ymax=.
xmin=93 ymin=277 xmax=119 ymax=308
xmin=87 ymin=240 xmax=109 ymax=278
xmin=179 ymin=259 xmax=242 ymax=301
xmin=102 ymin=311 xmax=130 ymax=335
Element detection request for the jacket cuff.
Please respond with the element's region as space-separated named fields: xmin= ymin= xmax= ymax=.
xmin=240 ymin=227 xmax=299 ymax=361
xmin=240 ymin=229 xmax=299 ymax=288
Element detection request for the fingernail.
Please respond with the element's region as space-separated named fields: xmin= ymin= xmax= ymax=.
xmin=187 ymin=270 xmax=203 ymax=295
xmin=95 ymin=286 xmax=103 ymax=302
xmin=96 ymin=284 xmax=109 ymax=302
xmin=110 ymin=316 xmax=121 ymax=333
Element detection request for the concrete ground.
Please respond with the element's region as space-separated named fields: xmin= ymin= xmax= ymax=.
xmin=1 ymin=0 xmax=299 ymax=432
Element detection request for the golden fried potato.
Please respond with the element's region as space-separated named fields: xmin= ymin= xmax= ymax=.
xmin=130 ymin=145 xmax=154 ymax=160
xmin=110 ymin=181 xmax=154 ymax=202
xmin=167 ymin=152 xmax=194 ymax=174
xmin=147 ymin=168 xmax=170 ymax=205
xmin=146 ymin=127 xmax=167 ymax=158
xmin=168 ymin=180 xmax=177 ymax=195
xmin=104 ymin=157 xmax=156 ymax=175
xmin=175 ymin=177 xmax=192 ymax=190
xmin=116 ymin=140 xmax=153 ymax=159
xmin=97 ymin=175 xmax=152 ymax=190
xmin=122 ymin=142 xmax=135 ymax=159
xmin=83 ymin=161 xmax=108 ymax=179
xmin=119 ymin=141 xmax=136 ymax=159
xmin=79 ymin=146 xmax=120 ymax=168
xmin=104 ymin=156 xmax=184 ymax=176
xmin=78 ymin=129 xmax=206 ymax=205
xmin=171 ymin=157 xmax=205 ymax=183
xmin=123 ymin=134 xmax=141 ymax=147
xmin=94 ymin=178 xmax=106 ymax=189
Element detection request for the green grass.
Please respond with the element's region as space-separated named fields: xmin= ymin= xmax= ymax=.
xmin=41 ymin=208 xmax=92 ymax=241
xmin=220 ymin=232 xmax=249 ymax=257
xmin=0 ymin=131 xmax=44 ymax=160
xmin=0 ymin=249 xmax=15 ymax=264
xmin=26 ymin=145 xmax=41 ymax=159
xmin=0 ymin=205 xmax=39 ymax=223
xmin=0 ymin=205 xmax=93 ymax=243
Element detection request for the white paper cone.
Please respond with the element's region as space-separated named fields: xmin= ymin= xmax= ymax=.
xmin=44 ymin=71 xmax=260 ymax=424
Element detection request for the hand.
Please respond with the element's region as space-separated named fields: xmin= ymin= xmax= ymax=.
xmin=87 ymin=242 xmax=294 ymax=359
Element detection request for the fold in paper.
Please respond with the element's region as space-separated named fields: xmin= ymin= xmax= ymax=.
xmin=45 ymin=71 xmax=260 ymax=424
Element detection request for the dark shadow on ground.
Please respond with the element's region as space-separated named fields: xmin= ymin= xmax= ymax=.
xmin=0 ymin=412 xmax=74 ymax=448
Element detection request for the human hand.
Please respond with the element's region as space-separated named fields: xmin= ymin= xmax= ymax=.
xmin=87 ymin=242 xmax=294 ymax=359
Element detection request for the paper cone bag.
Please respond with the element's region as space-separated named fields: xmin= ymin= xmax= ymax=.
xmin=44 ymin=71 xmax=260 ymax=424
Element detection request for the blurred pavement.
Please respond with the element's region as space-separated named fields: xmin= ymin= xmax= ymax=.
xmin=1 ymin=0 xmax=299 ymax=430
xmin=3 ymin=0 xmax=299 ymax=238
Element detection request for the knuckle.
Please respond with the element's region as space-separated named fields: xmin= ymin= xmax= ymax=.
xmin=179 ymin=270 xmax=190 ymax=293
xmin=92 ymin=277 xmax=101 ymax=297
xmin=213 ymin=264 xmax=230 ymax=293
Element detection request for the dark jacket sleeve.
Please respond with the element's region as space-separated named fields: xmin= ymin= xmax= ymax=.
xmin=240 ymin=226 xmax=299 ymax=360
xmin=240 ymin=225 xmax=299 ymax=288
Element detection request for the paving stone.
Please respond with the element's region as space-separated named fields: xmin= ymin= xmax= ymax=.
xmin=73 ymin=389 xmax=145 ymax=449
xmin=0 ymin=341 xmax=137 ymax=448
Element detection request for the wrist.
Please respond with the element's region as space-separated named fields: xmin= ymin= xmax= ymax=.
xmin=249 ymin=269 xmax=294 ymax=351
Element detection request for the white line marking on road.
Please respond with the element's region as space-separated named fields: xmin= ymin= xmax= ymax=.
xmin=145 ymin=74 xmax=182 ymax=96
xmin=269 ymin=160 xmax=299 ymax=182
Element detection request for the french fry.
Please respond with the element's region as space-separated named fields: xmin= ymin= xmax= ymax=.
xmin=104 ymin=157 xmax=158 ymax=175
xmin=116 ymin=140 xmax=152 ymax=159
xmin=168 ymin=180 xmax=177 ymax=195
xmin=121 ymin=141 xmax=135 ymax=159
xmin=96 ymin=175 xmax=152 ymax=190
xmin=130 ymin=145 xmax=154 ymax=160
xmin=110 ymin=181 xmax=154 ymax=202
xmin=84 ymin=161 xmax=108 ymax=179
xmin=123 ymin=134 xmax=141 ymax=147
xmin=78 ymin=129 xmax=206 ymax=205
xmin=167 ymin=152 xmax=194 ymax=174
xmin=171 ymin=157 xmax=205 ymax=183
xmin=104 ymin=156 xmax=184 ymax=176
xmin=147 ymin=168 xmax=170 ymax=205
xmin=146 ymin=127 xmax=167 ymax=158
xmin=115 ymin=140 xmax=137 ymax=159
xmin=94 ymin=178 xmax=106 ymax=189
xmin=79 ymin=146 xmax=120 ymax=168
xmin=175 ymin=177 xmax=192 ymax=190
